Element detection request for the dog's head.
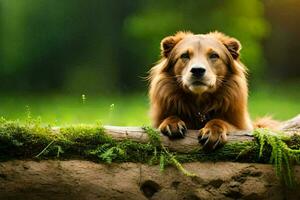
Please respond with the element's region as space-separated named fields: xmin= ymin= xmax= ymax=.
xmin=159 ymin=31 xmax=245 ymax=95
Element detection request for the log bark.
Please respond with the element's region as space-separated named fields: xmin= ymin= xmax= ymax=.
xmin=103 ymin=115 xmax=300 ymax=153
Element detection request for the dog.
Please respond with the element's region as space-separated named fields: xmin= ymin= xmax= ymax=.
xmin=148 ymin=31 xmax=256 ymax=150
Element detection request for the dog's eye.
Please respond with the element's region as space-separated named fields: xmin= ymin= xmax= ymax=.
xmin=209 ymin=52 xmax=219 ymax=60
xmin=180 ymin=52 xmax=190 ymax=59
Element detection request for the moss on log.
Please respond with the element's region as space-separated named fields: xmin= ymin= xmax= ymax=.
xmin=0 ymin=115 xmax=299 ymax=164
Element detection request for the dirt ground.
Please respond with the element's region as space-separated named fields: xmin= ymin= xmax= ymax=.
xmin=0 ymin=160 xmax=299 ymax=200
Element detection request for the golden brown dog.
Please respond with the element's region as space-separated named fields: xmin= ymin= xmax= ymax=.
xmin=148 ymin=31 xmax=254 ymax=150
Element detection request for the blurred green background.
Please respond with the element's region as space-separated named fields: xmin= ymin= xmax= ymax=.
xmin=0 ymin=0 xmax=299 ymax=126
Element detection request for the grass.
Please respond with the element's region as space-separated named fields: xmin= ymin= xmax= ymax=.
xmin=0 ymin=93 xmax=149 ymax=126
xmin=249 ymin=84 xmax=300 ymax=121
xmin=0 ymin=85 xmax=299 ymax=126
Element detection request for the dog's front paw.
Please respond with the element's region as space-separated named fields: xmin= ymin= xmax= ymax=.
xmin=159 ymin=116 xmax=187 ymax=139
xmin=198 ymin=120 xmax=228 ymax=150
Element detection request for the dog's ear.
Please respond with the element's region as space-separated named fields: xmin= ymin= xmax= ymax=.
xmin=209 ymin=31 xmax=241 ymax=60
xmin=161 ymin=31 xmax=192 ymax=57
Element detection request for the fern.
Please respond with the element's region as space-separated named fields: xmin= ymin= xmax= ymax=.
xmin=99 ymin=146 xmax=125 ymax=163
xmin=253 ymin=128 xmax=300 ymax=186
xmin=88 ymin=143 xmax=127 ymax=164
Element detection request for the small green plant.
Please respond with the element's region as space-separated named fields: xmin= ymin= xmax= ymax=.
xmin=81 ymin=94 xmax=86 ymax=104
xmin=35 ymin=140 xmax=55 ymax=158
xmin=107 ymin=103 xmax=115 ymax=125
xmin=25 ymin=105 xmax=32 ymax=124
xmin=143 ymin=126 xmax=196 ymax=177
xmin=143 ymin=126 xmax=161 ymax=148
xmin=99 ymin=146 xmax=125 ymax=163
xmin=159 ymin=153 xmax=165 ymax=171
xmin=254 ymin=128 xmax=300 ymax=186
xmin=55 ymin=145 xmax=64 ymax=157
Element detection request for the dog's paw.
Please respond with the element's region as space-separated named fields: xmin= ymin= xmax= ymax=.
xmin=159 ymin=117 xmax=187 ymax=139
xmin=198 ymin=120 xmax=228 ymax=150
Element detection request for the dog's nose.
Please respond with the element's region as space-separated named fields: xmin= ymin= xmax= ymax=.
xmin=190 ymin=67 xmax=206 ymax=78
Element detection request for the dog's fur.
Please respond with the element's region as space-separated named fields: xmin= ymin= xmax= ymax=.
xmin=148 ymin=31 xmax=257 ymax=150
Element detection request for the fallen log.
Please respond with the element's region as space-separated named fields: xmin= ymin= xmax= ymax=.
xmin=103 ymin=126 xmax=254 ymax=153
xmin=103 ymin=115 xmax=300 ymax=153
xmin=0 ymin=115 xmax=299 ymax=162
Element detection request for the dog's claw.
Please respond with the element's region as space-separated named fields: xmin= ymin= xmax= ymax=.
xmin=212 ymin=136 xmax=221 ymax=149
xmin=200 ymin=132 xmax=211 ymax=147
xmin=179 ymin=129 xmax=184 ymax=137
xmin=202 ymin=137 xmax=210 ymax=147
xmin=200 ymin=133 xmax=209 ymax=141
xmin=158 ymin=118 xmax=187 ymax=139
xmin=178 ymin=124 xmax=185 ymax=131
xmin=166 ymin=125 xmax=172 ymax=136
xmin=178 ymin=124 xmax=186 ymax=137
xmin=198 ymin=120 xmax=228 ymax=150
